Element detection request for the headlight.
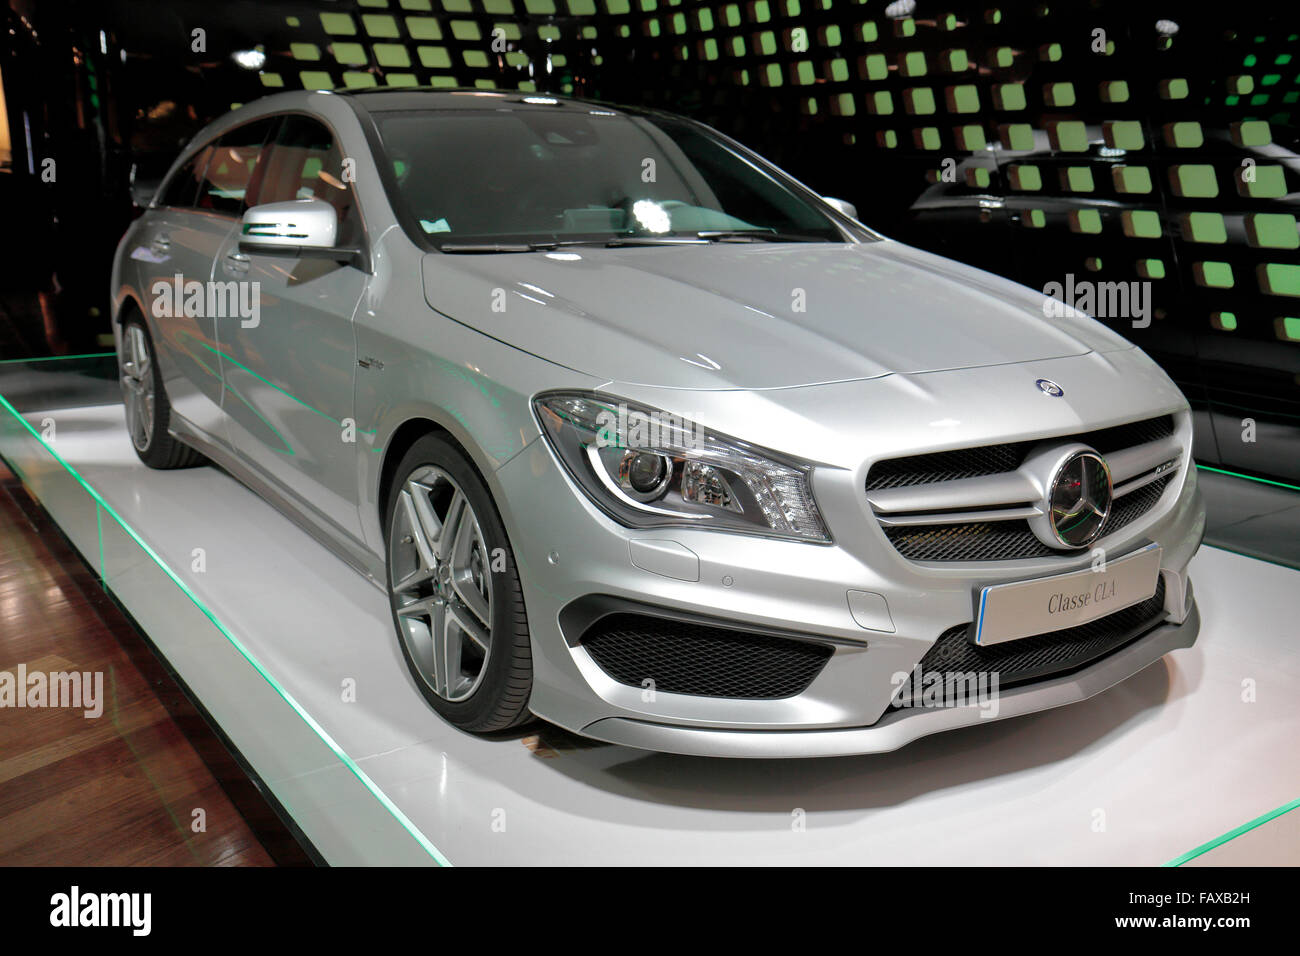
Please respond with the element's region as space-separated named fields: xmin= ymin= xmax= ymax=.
xmin=533 ymin=392 xmax=830 ymax=542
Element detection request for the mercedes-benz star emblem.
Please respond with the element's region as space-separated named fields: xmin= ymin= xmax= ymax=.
xmin=1047 ymin=451 xmax=1112 ymax=548
xmin=1036 ymin=379 xmax=1064 ymax=397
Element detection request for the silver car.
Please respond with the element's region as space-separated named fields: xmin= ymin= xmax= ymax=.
xmin=111 ymin=89 xmax=1204 ymax=757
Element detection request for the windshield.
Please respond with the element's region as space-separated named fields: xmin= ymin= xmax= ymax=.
xmin=371 ymin=106 xmax=854 ymax=249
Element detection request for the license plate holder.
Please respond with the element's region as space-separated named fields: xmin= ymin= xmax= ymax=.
xmin=972 ymin=544 xmax=1163 ymax=646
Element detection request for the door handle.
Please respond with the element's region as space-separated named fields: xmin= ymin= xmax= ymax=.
xmin=150 ymin=233 xmax=171 ymax=253
xmin=223 ymin=251 xmax=250 ymax=274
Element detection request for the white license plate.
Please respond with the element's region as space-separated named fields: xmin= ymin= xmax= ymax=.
xmin=973 ymin=544 xmax=1163 ymax=646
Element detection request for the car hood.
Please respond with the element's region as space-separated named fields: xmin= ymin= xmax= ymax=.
xmin=421 ymin=239 xmax=1135 ymax=390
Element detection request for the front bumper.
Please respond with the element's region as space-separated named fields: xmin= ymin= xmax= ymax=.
xmin=490 ymin=362 xmax=1207 ymax=758
xmin=579 ymin=602 xmax=1199 ymax=758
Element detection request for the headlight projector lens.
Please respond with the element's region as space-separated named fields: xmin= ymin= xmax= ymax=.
xmin=621 ymin=450 xmax=673 ymax=500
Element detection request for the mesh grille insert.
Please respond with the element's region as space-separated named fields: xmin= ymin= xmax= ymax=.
xmin=865 ymin=415 xmax=1174 ymax=491
xmin=884 ymin=475 xmax=1172 ymax=561
xmin=893 ymin=577 xmax=1167 ymax=709
xmin=581 ymin=614 xmax=833 ymax=699
xmin=871 ymin=415 xmax=1176 ymax=561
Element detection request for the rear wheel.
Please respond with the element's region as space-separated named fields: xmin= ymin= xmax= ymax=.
xmin=385 ymin=434 xmax=533 ymax=732
xmin=119 ymin=316 xmax=205 ymax=469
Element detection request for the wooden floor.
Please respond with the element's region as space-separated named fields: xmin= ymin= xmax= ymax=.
xmin=0 ymin=459 xmax=275 ymax=865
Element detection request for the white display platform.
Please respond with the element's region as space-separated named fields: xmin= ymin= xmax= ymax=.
xmin=2 ymin=375 xmax=1296 ymax=865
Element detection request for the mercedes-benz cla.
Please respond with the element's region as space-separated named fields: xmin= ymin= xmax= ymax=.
xmin=111 ymin=89 xmax=1204 ymax=757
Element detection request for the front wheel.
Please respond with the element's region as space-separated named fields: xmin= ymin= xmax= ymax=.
xmin=118 ymin=315 xmax=205 ymax=469
xmin=384 ymin=434 xmax=533 ymax=732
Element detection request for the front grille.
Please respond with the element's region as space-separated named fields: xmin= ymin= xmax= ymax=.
xmin=869 ymin=415 xmax=1177 ymax=562
xmin=885 ymin=474 xmax=1174 ymax=561
xmin=892 ymin=578 xmax=1167 ymax=709
xmin=581 ymin=614 xmax=833 ymax=699
xmin=866 ymin=415 xmax=1173 ymax=491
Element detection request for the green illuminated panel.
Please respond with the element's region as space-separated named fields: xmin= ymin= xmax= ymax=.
xmin=1232 ymin=120 xmax=1272 ymax=146
xmin=362 ymin=14 xmax=400 ymax=38
xmin=904 ymin=88 xmax=936 ymax=115
xmin=1164 ymin=121 xmax=1205 ymax=148
xmin=1069 ymin=209 xmax=1102 ymax=234
xmin=862 ymin=53 xmax=888 ymax=81
xmin=900 ymin=51 xmax=927 ymax=77
xmin=1047 ymin=120 xmax=1088 ymax=152
xmin=1212 ymin=311 xmax=1237 ymax=331
xmin=320 ymin=12 xmax=357 ymax=35
xmin=1237 ymin=164 xmax=1286 ymax=198
xmin=406 ymin=17 xmax=441 ymax=39
xmin=993 ymin=83 xmax=1026 ymax=111
xmin=1008 ymin=165 xmax=1041 ymax=190
xmin=913 ymin=127 xmax=941 ymax=150
xmin=1258 ymin=263 xmax=1300 ymax=296
xmin=1103 ymin=120 xmax=1144 ymax=150
xmin=999 ymin=123 xmax=1035 ymax=150
xmin=1060 ymin=166 xmax=1094 ymax=192
xmin=946 ymin=85 xmax=980 ymax=113
xmin=1160 ymin=78 xmax=1189 ymax=99
xmin=1194 ymin=261 xmax=1235 ymax=288
xmin=954 ymin=124 xmax=986 ymax=150
xmin=1182 ymin=212 xmax=1227 ymax=243
xmin=1099 ymin=80 xmax=1129 ymax=103
xmin=374 ymin=44 xmax=411 ymax=67
xmin=1122 ymin=210 xmax=1162 ymax=238
xmin=1246 ymin=213 xmax=1300 ymax=249
xmin=1044 ymin=82 xmax=1075 ymax=107
xmin=332 ymin=42 xmax=369 ymax=65
xmin=1169 ymin=165 xmax=1219 ymax=198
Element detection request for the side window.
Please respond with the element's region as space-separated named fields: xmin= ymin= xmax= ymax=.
xmin=256 ymin=115 xmax=359 ymax=245
xmin=157 ymin=144 xmax=214 ymax=208
xmin=194 ymin=118 xmax=277 ymax=216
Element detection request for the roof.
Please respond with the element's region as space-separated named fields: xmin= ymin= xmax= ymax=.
xmin=337 ymin=88 xmax=617 ymax=113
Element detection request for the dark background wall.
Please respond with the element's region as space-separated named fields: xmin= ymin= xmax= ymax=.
xmin=1 ymin=0 xmax=1297 ymax=484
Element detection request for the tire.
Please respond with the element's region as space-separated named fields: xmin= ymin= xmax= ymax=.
xmin=118 ymin=315 xmax=206 ymax=469
xmin=384 ymin=433 xmax=533 ymax=732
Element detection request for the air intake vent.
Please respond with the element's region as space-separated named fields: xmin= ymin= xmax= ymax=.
xmin=581 ymin=614 xmax=833 ymax=699
xmin=892 ymin=577 xmax=1167 ymax=709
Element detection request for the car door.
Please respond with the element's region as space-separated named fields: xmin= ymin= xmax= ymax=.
xmin=136 ymin=134 xmax=235 ymax=443
xmin=214 ymin=113 xmax=369 ymax=543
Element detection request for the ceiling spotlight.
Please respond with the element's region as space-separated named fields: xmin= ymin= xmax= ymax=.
xmin=885 ymin=0 xmax=917 ymax=18
xmin=1155 ymin=19 xmax=1179 ymax=37
xmin=232 ymin=49 xmax=265 ymax=70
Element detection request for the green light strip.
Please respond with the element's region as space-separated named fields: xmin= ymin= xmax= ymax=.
xmin=0 ymin=352 xmax=115 ymax=364
xmin=1163 ymin=796 xmax=1300 ymax=866
xmin=0 ymin=392 xmax=451 ymax=867
xmin=96 ymin=503 xmax=105 ymax=585
xmin=1196 ymin=464 xmax=1300 ymax=494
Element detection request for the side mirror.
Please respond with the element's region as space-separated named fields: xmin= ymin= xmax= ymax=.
xmin=239 ymin=199 xmax=359 ymax=262
xmin=822 ymin=196 xmax=858 ymax=221
xmin=129 ymin=162 xmax=160 ymax=209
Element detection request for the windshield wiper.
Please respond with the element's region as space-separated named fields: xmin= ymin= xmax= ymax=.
xmin=598 ymin=236 xmax=709 ymax=247
xmin=439 ymin=241 xmax=561 ymax=254
xmin=695 ymin=230 xmax=830 ymax=243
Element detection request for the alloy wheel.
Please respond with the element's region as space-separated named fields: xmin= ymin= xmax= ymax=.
xmin=120 ymin=324 xmax=156 ymax=452
xmin=389 ymin=465 xmax=495 ymax=702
